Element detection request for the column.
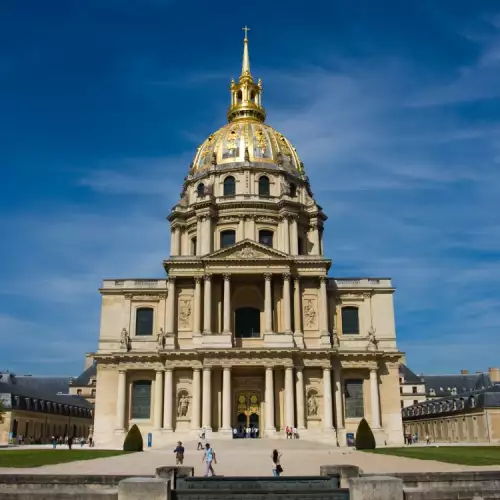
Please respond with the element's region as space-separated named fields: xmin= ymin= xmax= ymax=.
xmin=285 ymin=366 xmax=295 ymax=428
xmin=163 ymin=368 xmax=173 ymax=430
xmin=223 ymin=274 xmax=231 ymax=333
xmin=203 ymin=216 xmax=212 ymax=254
xmin=153 ymin=370 xmax=163 ymax=430
xmin=191 ymin=368 xmax=201 ymax=430
xmin=282 ymin=216 xmax=290 ymax=253
xmin=311 ymin=224 xmax=320 ymax=255
xmin=293 ymin=277 xmax=302 ymax=335
xmin=170 ymin=227 xmax=177 ymax=256
xmin=264 ymin=274 xmax=273 ymax=333
xmin=166 ymin=277 xmax=176 ymax=335
xmin=323 ymin=367 xmax=334 ymax=430
xmin=238 ymin=217 xmax=245 ymax=241
xmin=193 ymin=277 xmax=201 ymax=335
xmin=248 ymin=215 xmax=256 ymax=241
xmin=319 ymin=277 xmax=329 ymax=335
xmin=283 ymin=273 xmax=292 ymax=334
xmin=290 ymin=216 xmax=299 ymax=255
xmin=265 ymin=367 xmax=275 ymax=431
xmin=222 ymin=367 xmax=231 ymax=430
xmin=296 ymin=366 xmax=306 ymax=430
xmin=196 ymin=216 xmax=202 ymax=256
xmin=203 ymin=274 xmax=212 ymax=334
xmin=370 ymin=368 xmax=381 ymax=428
xmin=202 ymin=367 xmax=212 ymax=429
xmin=115 ymin=370 xmax=126 ymax=431
xmin=334 ymin=366 xmax=344 ymax=430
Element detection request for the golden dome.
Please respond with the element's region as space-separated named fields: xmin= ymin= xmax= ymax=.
xmin=191 ymin=28 xmax=304 ymax=176
xmin=192 ymin=120 xmax=303 ymax=174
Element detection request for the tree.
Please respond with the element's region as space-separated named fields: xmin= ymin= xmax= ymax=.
xmin=0 ymin=400 xmax=5 ymax=423
xmin=355 ymin=418 xmax=376 ymax=450
xmin=123 ymin=424 xmax=143 ymax=452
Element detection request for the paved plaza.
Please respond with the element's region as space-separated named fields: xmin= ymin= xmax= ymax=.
xmin=1 ymin=439 xmax=500 ymax=476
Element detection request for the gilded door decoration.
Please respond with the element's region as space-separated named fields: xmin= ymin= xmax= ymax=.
xmin=236 ymin=392 xmax=260 ymax=430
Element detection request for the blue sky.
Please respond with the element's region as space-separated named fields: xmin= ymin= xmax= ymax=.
xmin=1 ymin=0 xmax=500 ymax=376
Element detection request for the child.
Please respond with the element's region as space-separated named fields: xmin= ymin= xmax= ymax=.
xmin=174 ymin=441 xmax=185 ymax=465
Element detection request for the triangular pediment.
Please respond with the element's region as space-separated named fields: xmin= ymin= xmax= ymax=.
xmin=204 ymin=239 xmax=290 ymax=260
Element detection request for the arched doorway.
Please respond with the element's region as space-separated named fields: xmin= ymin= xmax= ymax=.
xmin=235 ymin=307 xmax=260 ymax=338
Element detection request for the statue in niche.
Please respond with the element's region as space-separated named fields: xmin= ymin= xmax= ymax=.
xmin=307 ymin=393 xmax=318 ymax=417
xmin=179 ymin=301 xmax=192 ymax=329
xmin=120 ymin=328 xmax=131 ymax=351
xmin=157 ymin=328 xmax=166 ymax=350
xmin=177 ymin=393 xmax=189 ymax=417
xmin=303 ymin=300 xmax=317 ymax=328
xmin=331 ymin=327 xmax=340 ymax=347
xmin=367 ymin=325 xmax=378 ymax=351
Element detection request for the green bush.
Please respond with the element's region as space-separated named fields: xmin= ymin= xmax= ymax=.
xmin=123 ymin=424 xmax=143 ymax=452
xmin=355 ymin=418 xmax=376 ymax=450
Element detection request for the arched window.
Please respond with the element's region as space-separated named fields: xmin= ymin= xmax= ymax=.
xmin=131 ymin=380 xmax=152 ymax=419
xmin=341 ymin=306 xmax=359 ymax=334
xmin=259 ymin=230 xmax=273 ymax=247
xmin=223 ymin=176 xmax=236 ymax=196
xmin=289 ymin=183 xmax=297 ymax=197
xmin=237 ymin=90 xmax=242 ymax=103
xmin=220 ymin=230 xmax=236 ymax=248
xmin=197 ymin=183 xmax=205 ymax=197
xmin=136 ymin=307 xmax=154 ymax=336
xmin=258 ymin=176 xmax=270 ymax=196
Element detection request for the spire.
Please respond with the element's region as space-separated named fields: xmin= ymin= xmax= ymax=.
xmin=241 ymin=26 xmax=251 ymax=78
xmin=227 ymin=27 xmax=266 ymax=123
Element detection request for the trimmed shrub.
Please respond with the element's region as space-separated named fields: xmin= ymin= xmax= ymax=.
xmin=355 ymin=418 xmax=376 ymax=450
xmin=123 ymin=424 xmax=143 ymax=452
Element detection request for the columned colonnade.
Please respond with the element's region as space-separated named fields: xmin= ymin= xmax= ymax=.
xmin=165 ymin=273 xmax=329 ymax=336
xmin=114 ymin=364 xmax=383 ymax=433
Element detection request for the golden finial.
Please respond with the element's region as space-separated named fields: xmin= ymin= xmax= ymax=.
xmin=241 ymin=26 xmax=251 ymax=77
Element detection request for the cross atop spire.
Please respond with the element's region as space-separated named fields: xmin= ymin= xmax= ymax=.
xmin=241 ymin=25 xmax=251 ymax=77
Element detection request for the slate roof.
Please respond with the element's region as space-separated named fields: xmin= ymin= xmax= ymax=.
xmin=0 ymin=380 xmax=93 ymax=409
xmin=424 ymin=373 xmax=493 ymax=397
xmin=14 ymin=375 xmax=71 ymax=395
xmin=70 ymin=363 xmax=96 ymax=387
xmin=399 ymin=364 xmax=423 ymax=384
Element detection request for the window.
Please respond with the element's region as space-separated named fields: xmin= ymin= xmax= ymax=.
xmin=345 ymin=380 xmax=364 ymax=418
xmin=77 ymin=389 xmax=82 ymax=396
xmin=223 ymin=176 xmax=236 ymax=196
xmin=220 ymin=230 xmax=236 ymax=248
xmin=289 ymin=183 xmax=297 ymax=197
xmin=259 ymin=230 xmax=273 ymax=247
xmin=131 ymin=380 xmax=151 ymax=419
xmin=91 ymin=389 xmax=96 ymax=397
xmin=412 ymin=386 xmax=417 ymax=394
xmin=400 ymin=401 xmax=404 ymax=409
xmin=413 ymin=400 xmax=419 ymax=406
xmin=399 ymin=387 xmax=403 ymax=395
xmin=341 ymin=307 xmax=359 ymax=334
xmin=197 ymin=183 xmax=205 ymax=197
xmin=258 ymin=176 xmax=270 ymax=196
xmin=136 ymin=307 xmax=154 ymax=336
xmin=191 ymin=237 xmax=197 ymax=256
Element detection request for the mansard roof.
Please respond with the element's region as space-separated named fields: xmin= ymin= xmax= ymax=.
xmin=424 ymin=373 xmax=492 ymax=397
xmin=71 ymin=363 xmax=96 ymax=387
xmin=399 ymin=364 xmax=423 ymax=384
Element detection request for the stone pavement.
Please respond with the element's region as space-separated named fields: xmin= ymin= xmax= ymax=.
xmin=1 ymin=438 xmax=500 ymax=476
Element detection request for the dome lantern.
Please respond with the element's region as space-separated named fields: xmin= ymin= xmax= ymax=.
xmin=227 ymin=27 xmax=266 ymax=123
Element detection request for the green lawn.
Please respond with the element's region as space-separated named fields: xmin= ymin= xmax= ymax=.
xmin=366 ymin=446 xmax=500 ymax=466
xmin=0 ymin=449 xmax=132 ymax=468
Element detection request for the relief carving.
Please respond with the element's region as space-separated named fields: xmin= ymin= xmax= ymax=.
xmin=367 ymin=325 xmax=378 ymax=351
xmin=157 ymin=328 xmax=166 ymax=350
xmin=233 ymin=247 xmax=264 ymax=259
xmin=179 ymin=299 xmax=192 ymax=329
xmin=303 ymin=299 xmax=317 ymax=329
xmin=120 ymin=328 xmax=131 ymax=351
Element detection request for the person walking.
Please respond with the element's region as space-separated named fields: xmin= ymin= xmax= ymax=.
xmin=271 ymin=449 xmax=283 ymax=477
xmin=67 ymin=436 xmax=73 ymax=450
xmin=174 ymin=441 xmax=185 ymax=465
xmin=426 ymin=434 xmax=431 ymax=445
xmin=197 ymin=428 xmax=206 ymax=450
xmin=51 ymin=436 xmax=57 ymax=450
xmin=202 ymin=443 xmax=216 ymax=477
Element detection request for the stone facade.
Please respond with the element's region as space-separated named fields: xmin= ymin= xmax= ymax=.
xmin=92 ymin=33 xmax=404 ymax=448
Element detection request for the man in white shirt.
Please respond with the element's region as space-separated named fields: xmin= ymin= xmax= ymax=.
xmin=197 ymin=428 xmax=206 ymax=450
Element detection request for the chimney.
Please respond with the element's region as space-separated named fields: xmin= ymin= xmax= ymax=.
xmin=489 ymin=367 xmax=500 ymax=383
xmin=461 ymin=369 xmax=469 ymax=375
